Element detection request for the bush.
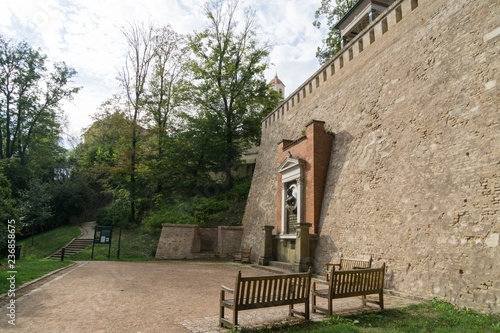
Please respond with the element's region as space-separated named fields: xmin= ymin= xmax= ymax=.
xmin=142 ymin=195 xmax=233 ymax=234
xmin=96 ymin=199 xmax=131 ymax=227
xmin=142 ymin=204 xmax=197 ymax=235
xmin=142 ymin=177 xmax=251 ymax=235
xmin=227 ymin=177 xmax=252 ymax=198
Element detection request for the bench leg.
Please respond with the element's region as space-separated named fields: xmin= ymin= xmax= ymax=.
xmin=305 ymin=299 xmax=310 ymax=320
xmin=219 ymin=291 xmax=225 ymax=327
xmin=219 ymin=308 xmax=224 ymax=327
xmin=233 ymin=309 xmax=238 ymax=328
xmin=379 ymin=291 xmax=384 ymax=309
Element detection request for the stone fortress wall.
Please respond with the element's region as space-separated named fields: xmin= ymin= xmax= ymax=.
xmin=242 ymin=0 xmax=499 ymax=312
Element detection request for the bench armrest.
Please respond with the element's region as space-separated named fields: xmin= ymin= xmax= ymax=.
xmin=312 ymin=279 xmax=328 ymax=292
xmin=221 ymin=285 xmax=234 ymax=294
xmin=325 ymin=263 xmax=340 ymax=269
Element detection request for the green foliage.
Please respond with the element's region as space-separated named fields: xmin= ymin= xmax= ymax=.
xmin=188 ymin=0 xmax=280 ymax=187
xmin=18 ymin=179 xmax=53 ymax=238
xmin=0 ymin=171 xmax=17 ymax=251
xmin=50 ymin=176 xmax=96 ymax=226
xmin=142 ymin=177 xmax=252 ymax=235
xmin=142 ymin=195 xmax=229 ymax=234
xmin=313 ymin=0 xmax=357 ymax=64
xmin=96 ymin=199 xmax=131 ymax=227
xmin=228 ymin=177 xmax=252 ymax=198
xmin=75 ymin=107 xmax=131 ymax=188
xmin=0 ymin=35 xmax=80 ymax=180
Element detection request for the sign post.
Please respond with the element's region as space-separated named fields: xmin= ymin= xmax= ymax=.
xmin=91 ymin=226 xmax=113 ymax=259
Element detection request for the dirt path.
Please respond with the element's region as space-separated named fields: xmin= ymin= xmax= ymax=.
xmin=0 ymin=260 xmax=418 ymax=333
xmin=0 ymin=261 xmax=268 ymax=333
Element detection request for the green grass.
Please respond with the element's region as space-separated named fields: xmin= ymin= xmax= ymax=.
xmin=0 ymin=259 xmax=73 ymax=294
xmin=18 ymin=225 xmax=81 ymax=259
xmin=0 ymin=225 xmax=157 ymax=295
xmin=237 ymin=299 xmax=500 ymax=333
xmin=0 ymin=225 xmax=80 ymax=294
xmin=69 ymin=227 xmax=158 ymax=261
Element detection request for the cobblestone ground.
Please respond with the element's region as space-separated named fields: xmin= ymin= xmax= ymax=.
xmin=0 ymin=261 xmax=418 ymax=333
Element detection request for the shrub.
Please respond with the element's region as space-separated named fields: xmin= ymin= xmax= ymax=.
xmin=96 ymin=199 xmax=131 ymax=227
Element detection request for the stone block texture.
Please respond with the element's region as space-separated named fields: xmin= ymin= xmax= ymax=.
xmin=242 ymin=0 xmax=500 ymax=312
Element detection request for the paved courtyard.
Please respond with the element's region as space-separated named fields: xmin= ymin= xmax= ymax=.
xmin=0 ymin=260 xmax=418 ymax=333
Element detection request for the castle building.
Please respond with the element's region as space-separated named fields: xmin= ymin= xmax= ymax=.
xmin=242 ymin=0 xmax=500 ymax=314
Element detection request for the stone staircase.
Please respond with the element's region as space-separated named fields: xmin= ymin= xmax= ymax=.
xmin=48 ymin=238 xmax=93 ymax=260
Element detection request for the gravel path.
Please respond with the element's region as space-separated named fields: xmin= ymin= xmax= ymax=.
xmin=0 ymin=260 xmax=418 ymax=333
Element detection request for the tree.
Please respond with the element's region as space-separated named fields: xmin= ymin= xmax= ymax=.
xmin=118 ymin=23 xmax=156 ymax=223
xmin=19 ymin=179 xmax=53 ymax=245
xmin=313 ymin=0 xmax=356 ymax=64
xmin=0 ymin=35 xmax=80 ymax=191
xmin=76 ymin=98 xmax=132 ymax=196
xmin=144 ymin=25 xmax=190 ymax=193
xmin=51 ymin=176 xmax=95 ymax=226
xmin=0 ymin=168 xmax=17 ymax=252
xmin=188 ymin=0 xmax=279 ymax=188
xmin=0 ymin=35 xmax=80 ymax=162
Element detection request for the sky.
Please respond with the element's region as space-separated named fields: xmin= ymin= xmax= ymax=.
xmin=0 ymin=0 xmax=327 ymax=143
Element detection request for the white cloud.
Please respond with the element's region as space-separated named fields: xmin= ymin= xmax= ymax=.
xmin=1 ymin=0 xmax=326 ymax=137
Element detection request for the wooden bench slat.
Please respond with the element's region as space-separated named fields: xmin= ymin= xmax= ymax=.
xmin=220 ymin=269 xmax=312 ymax=329
xmin=313 ymin=263 xmax=385 ymax=316
xmin=325 ymin=256 xmax=372 ymax=281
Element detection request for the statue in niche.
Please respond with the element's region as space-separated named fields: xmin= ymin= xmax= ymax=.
xmin=286 ymin=183 xmax=297 ymax=213
xmin=285 ymin=182 xmax=298 ymax=234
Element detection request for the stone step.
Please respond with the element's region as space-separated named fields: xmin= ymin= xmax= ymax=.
xmin=268 ymin=260 xmax=295 ymax=272
xmin=191 ymin=251 xmax=220 ymax=260
xmin=48 ymin=238 xmax=93 ymax=259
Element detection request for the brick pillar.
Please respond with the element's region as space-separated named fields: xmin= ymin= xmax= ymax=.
xmin=259 ymin=226 xmax=274 ymax=265
xmin=293 ymin=222 xmax=312 ymax=272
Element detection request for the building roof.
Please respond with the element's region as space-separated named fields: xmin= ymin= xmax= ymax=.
xmin=334 ymin=0 xmax=394 ymax=30
xmin=269 ymin=74 xmax=285 ymax=86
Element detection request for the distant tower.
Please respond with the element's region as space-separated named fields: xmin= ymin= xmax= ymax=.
xmin=269 ymin=73 xmax=286 ymax=98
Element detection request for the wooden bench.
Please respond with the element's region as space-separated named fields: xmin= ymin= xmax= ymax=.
xmin=325 ymin=256 xmax=372 ymax=281
xmin=312 ymin=263 xmax=385 ymax=316
xmin=220 ymin=268 xmax=312 ymax=329
xmin=233 ymin=247 xmax=252 ymax=263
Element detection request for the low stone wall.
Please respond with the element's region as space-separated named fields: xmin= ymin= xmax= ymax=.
xmin=155 ymin=224 xmax=243 ymax=260
xmin=155 ymin=224 xmax=201 ymax=260
xmin=218 ymin=226 xmax=244 ymax=258
xmin=199 ymin=227 xmax=218 ymax=252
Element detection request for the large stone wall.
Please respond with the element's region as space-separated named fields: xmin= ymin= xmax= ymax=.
xmin=242 ymin=0 xmax=499 ymax=312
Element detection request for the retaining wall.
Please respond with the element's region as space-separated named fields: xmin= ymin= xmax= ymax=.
xmin=243 ymin=0 xmax=500 ymax=312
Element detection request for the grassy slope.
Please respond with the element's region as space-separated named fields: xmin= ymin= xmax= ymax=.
xmin=69 ymin=227 xmax=158 ymax=261
xmin=0 ymin=225 xmax=80 ymax=294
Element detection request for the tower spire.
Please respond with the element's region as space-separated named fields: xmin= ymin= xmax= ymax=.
xmin=269 ymin=73 xmax=285 ymax=98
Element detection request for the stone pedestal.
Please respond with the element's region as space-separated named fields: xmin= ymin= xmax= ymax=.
xmin=259 ymin=226 xmax=274 ymax=265
xmin=293 ymin=223 xmax=312 ymax=272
